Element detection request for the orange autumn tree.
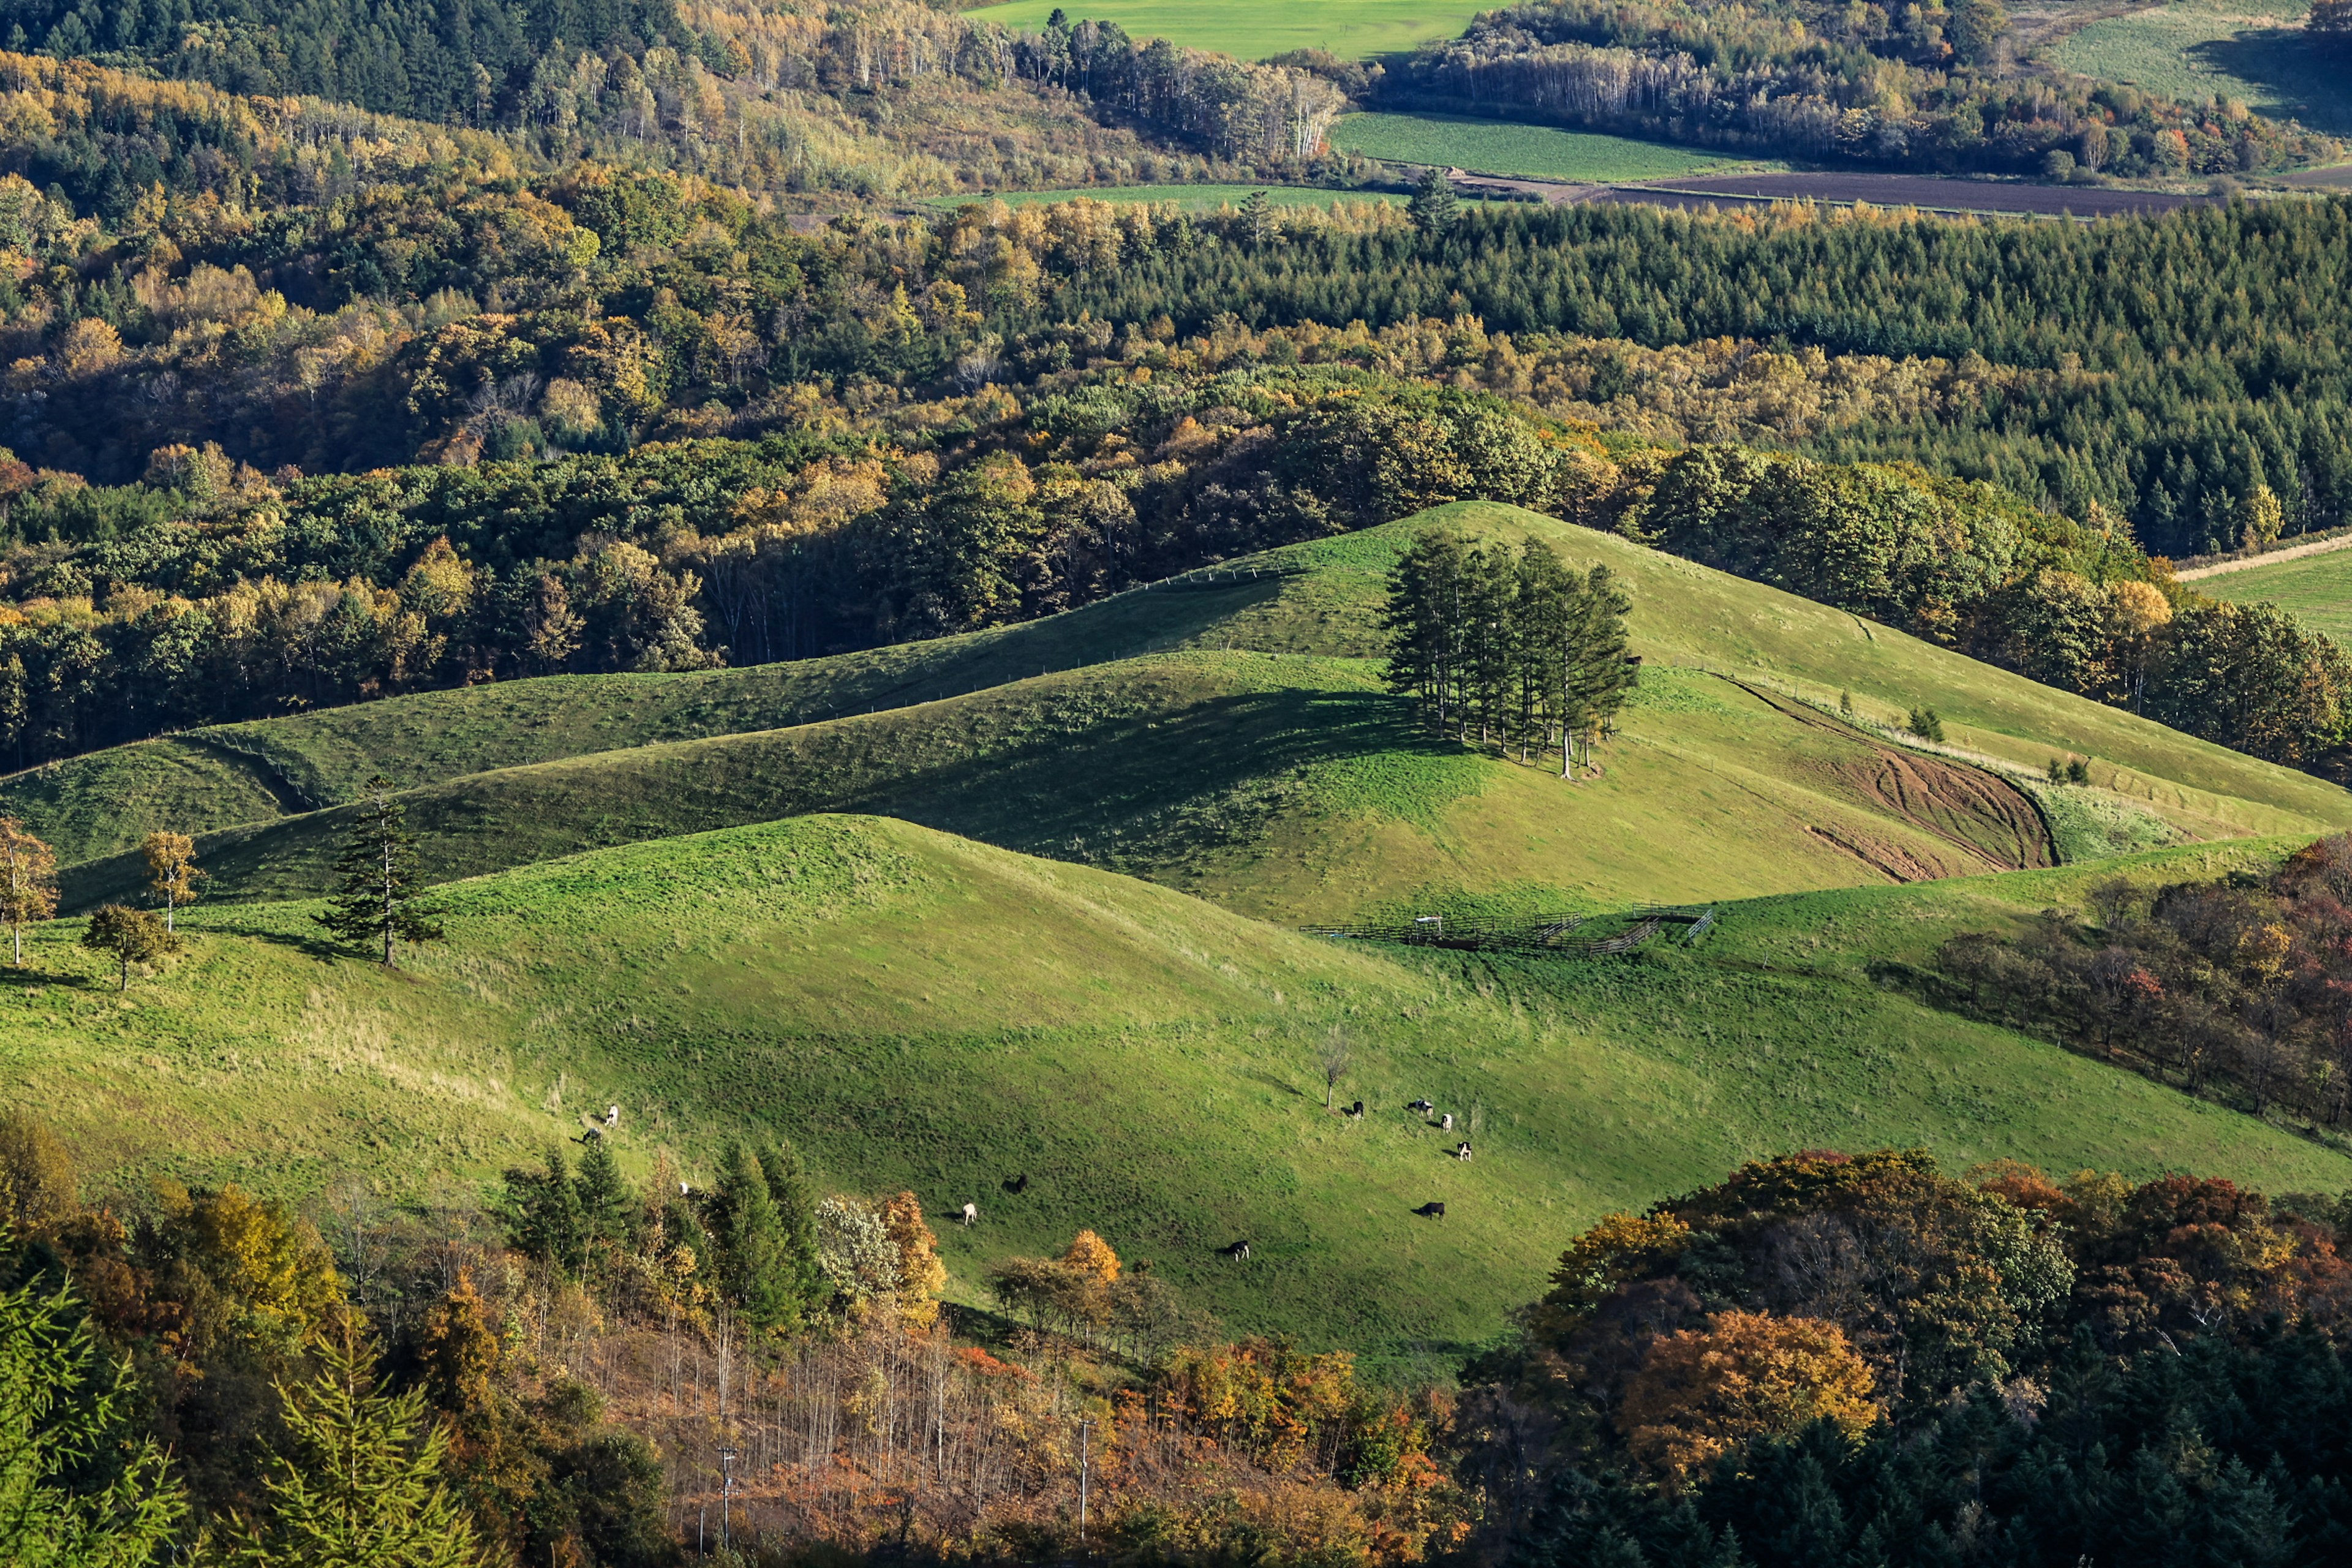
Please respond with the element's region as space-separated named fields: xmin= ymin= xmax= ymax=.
xmin=1616 ymin=1311 xmax=1878 ymax=1483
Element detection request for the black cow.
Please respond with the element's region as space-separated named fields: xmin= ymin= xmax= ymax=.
xmin=1408 ymin=1099 xmax=1434 ymax=1114
xmin=1218 ymin=1240 xmax=1252 ymax=1261
xmin=1414 ymin=1201 xmax=1447 ymax=1219
xmin=1003 ymin=1173 xmax=1029 ymax=1194
xmin=1343 ymin=1101 xmax=1365 ymax=1119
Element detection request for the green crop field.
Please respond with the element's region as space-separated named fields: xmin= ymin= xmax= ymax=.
xmin=963 ymin=0 xmax=1481 ymax=61
xmin=2194 ymin=543 xmax=2352 ymax=639
xmin=7 ymin=814 xmax=2348 ymax=1357
xmin=1328 ymin=113 xmax=1755 ymax=182
xmin=2048 ymin=0 xmax=2352 ymax=136
xmin=932 ymin=184 xmax=1411 ymax=212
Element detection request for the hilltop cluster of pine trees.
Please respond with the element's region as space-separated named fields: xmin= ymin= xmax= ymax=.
xmin=1384 ymin=525 xmax=1637 ymax=777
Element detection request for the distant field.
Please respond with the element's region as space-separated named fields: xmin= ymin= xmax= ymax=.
xmin=2195 ymin=543 xmax=2352 ymax=641
xmin=2048 ymin=0 xmax=2352 ymax=136
xmin=934 ymin=184 xmax=1408 ymax=211
xmin=1329 ymin=113 xmax=1749 ymax=182
xmin=963 ymin=0 xmax=1480 ymax=59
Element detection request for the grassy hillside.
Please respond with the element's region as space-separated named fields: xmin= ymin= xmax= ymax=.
xmin=1328 ymin=113 xmax=1751 ymax=182
xmin=963 ymin=0 xmax=1482 ymax=60
xmin=10 ymin=814 xmax=2349 ymax=1358
xmin=2195 ymin=542 xmax=2352 ymax=641
xmin=2048 ymin=0 xmax=2351 ymax=137
xmin=58 ymin=657 xmax=2079 ymax=920
xmin=27 ymin=505 xmax=2352 ymax=922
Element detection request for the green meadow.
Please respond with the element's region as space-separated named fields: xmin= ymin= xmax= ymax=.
xmin=8 ymin=815 xmax=2348 ymax=1359
xmin=16 ymin=500 xmax=2352 ymax=1351
xmin=1328 ymin=113 xmax=1752 ymax=183
xmin=2196 ymin=542 xmax=2352 ymax=641
xmin=2049 ymin=0 xmax=2352 ymax=136
xmin=962 ymin=0 xmax=1480 ymax=61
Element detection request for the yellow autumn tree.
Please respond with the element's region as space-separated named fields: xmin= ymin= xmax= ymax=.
xmin=880 ymin=1191 xmax=948 ymax=1330
xmin=141 ymin=830 xmax=203 ymax=933
xmin=1062 ymin=1229 xmax=1121 ymax=1284
xmin=1617 ymin=1311 xmax=1878 ymax=1484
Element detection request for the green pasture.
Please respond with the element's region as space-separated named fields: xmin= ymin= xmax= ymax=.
xmin=2048 ymin=0 xmax=2352 ymax=137
xmin=962 ymin=0 xmax=1482 ymax=61
xmin=10 ymin=815 xmax=2350 ymax=1359
xmin=1328 ymin=113 xmax=1754 ymax=183
xmin=933 ymin=184 xmax=1408 ymax=212
xmin=2195 ymin=543 xmax=2352 ymax=641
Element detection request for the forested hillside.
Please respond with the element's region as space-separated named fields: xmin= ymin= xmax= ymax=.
xmin=1379 ymin=0 xmax=2335 ymax=176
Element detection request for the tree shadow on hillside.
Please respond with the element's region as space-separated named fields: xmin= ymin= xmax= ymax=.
xmin=854 ymin=687 xmax=1472 ymax=872
xmin=2194 ymin=29 xmax=2352 ymax=135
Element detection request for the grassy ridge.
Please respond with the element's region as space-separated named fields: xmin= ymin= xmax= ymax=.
xmin=23 ymin=506 xmax=2350 ymax=921
xmin=1328 ymin=113 xmax=1750 ymax=182
xmin=58 ymin=657 xmax=2082 ymax=919
xmin=9 ymin=814 xmax=2349 ymax=1356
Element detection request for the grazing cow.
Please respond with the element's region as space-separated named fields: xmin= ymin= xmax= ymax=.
xmin=605 ymin=1104 xmax=620 ymax=1129
xmin=1454 ymin=1142 xmax=1473 ymax=1161
xmin=1218 ymin=1240 xmax=1252 ymax=1261
xmin=1343 ymin=1101 xmax=1365 ymax=1120
xmin=1414 ymin=1201 xmax=1447 ymax=1219
xmin=679 ymin=1182 xmax=693 ymax=1196
xmin=581 ymin=1126 xmax=602 ymax=1143
xmin=961 ymin=1202 xmax=979 ymax=1227
xmin=1408 ymin=1099 xmax=1434 ymax=1115
xmin=1439 ymin=1112 xmax=1455 ymax=1131
xmin=1003 ymin=1173 xmax=1029 ymax=1194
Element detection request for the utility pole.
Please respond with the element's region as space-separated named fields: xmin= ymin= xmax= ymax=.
xmin=719 ymin=1446 xmax=739 ymax=1555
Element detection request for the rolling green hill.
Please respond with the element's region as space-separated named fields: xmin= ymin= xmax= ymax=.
xmin=23 ymin=504 xmax=2351 ymax=922
xmin=9 ymin=813 xmax=2348 ymax=1357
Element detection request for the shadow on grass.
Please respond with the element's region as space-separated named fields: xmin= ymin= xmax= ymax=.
xmin=60 ymin=684 xmax=1466 ymax=910
xmin=2194 ymin=30 xmax=2352 ymax=135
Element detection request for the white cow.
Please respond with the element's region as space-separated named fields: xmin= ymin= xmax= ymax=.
xmin=961 ymin=1202 xmax=979 ymax=1227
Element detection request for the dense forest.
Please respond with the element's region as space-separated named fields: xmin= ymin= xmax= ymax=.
xmin=1378 ymin=0 xmax=2334 ymax=176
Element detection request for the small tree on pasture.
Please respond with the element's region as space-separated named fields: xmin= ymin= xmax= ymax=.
xmin=142 ymin=830 xmax=203 ymax=932
xmin=317 ymin=777 xmax=443 ymax=967
xmin=0 ymin=817 xmax=55 ymax=967
xmin=1319 ymin=1025 xmax=1352 ymax=1109
xmin=81 ymin=905 xmax=178 ymax=992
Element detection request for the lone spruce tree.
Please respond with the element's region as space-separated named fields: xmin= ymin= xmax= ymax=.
xmin=317 ymin=777 xmax=442 ymax=967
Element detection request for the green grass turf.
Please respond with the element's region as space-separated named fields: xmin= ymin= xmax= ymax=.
xmin=10 ymin=814 xmax=2350 ymax=1358
xmin=23 ymin=505 xmax=2350 ymax=917
xmin=1327 ymin=113 xmax=1755 ymax=182
xmin=2192 ymin=543 xmax=2352 ymax=642
xmin=962 ymin=0 xmax=1480 ymax=61
xmin=931 ymin=185 xmax=1412 ymax=211
xmin=2048 ymin=0 xmax=2352 ymax=137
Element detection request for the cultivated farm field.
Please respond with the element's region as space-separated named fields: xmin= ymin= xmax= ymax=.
xmin=1327 ymin=112 xmax=1750 ymax=182
xmin=2048 ymin=0 xmax=2352 ymax=135
xmin=963 ymin=0 xmax=1481 ymax=59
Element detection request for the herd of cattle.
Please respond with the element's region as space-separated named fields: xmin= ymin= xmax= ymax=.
xmin=957 ymin=1098 xmax=1471 ymax=1264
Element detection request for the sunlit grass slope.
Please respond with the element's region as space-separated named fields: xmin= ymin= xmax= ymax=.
xmin=56 ymin=658 xmax=2075 ymax=919
xmin=20 ymin=503 xmax=2348 ymax=912
xmin=9 ymin=815 xmax=2348 ymax=1356
xmin=2196 ymin=543 xmax=2352 ymax=643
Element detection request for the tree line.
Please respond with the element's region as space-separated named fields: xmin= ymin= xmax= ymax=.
xmin=1384 ymin=524 xmax=1636 ymax=776
xmin=2 ymin=1108 xmax=1457 ymax=1565
xmin=1933 ymin=831 xmax=2352 ymax=1130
